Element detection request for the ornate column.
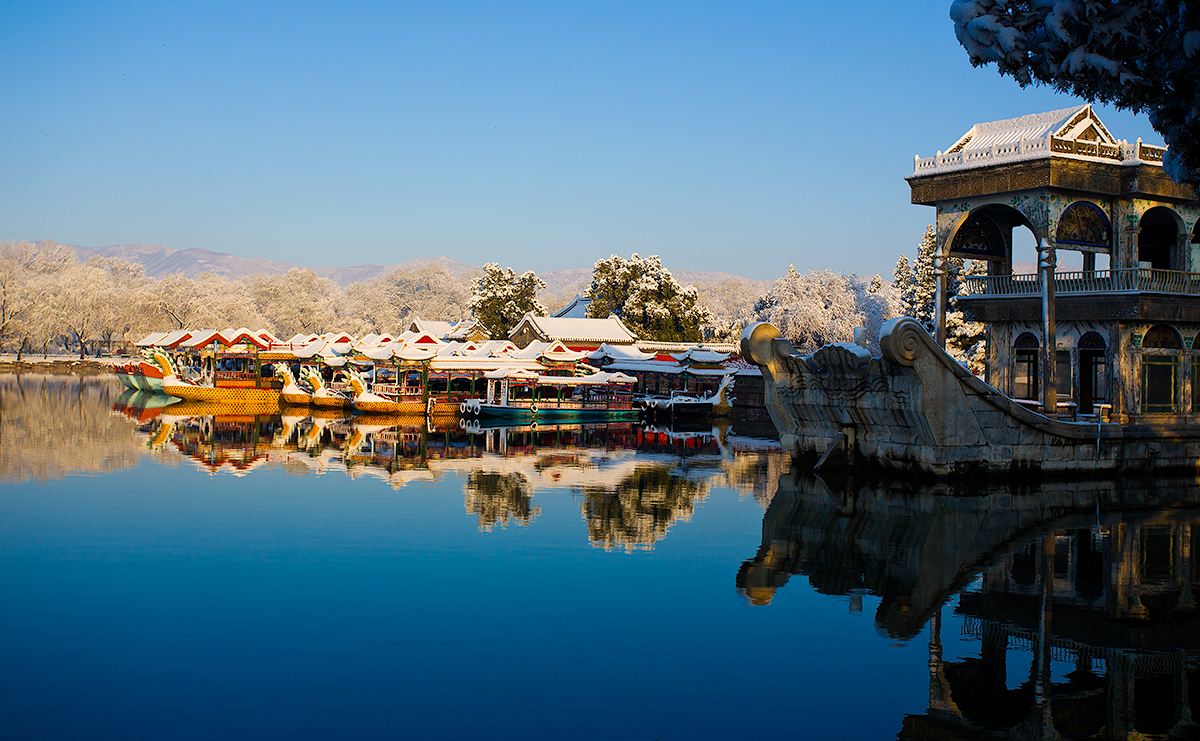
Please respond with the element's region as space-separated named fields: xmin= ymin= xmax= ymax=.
xmin=934 ymin=253 xmax=948 ymax=348
xmin=1040 ymin=237 xmax=1058 ymax=414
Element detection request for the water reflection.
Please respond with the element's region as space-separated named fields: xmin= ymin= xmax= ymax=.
xmin=2 ymin=377 xmax=785 ymax=553
xmin=15 ymin=375 xmax=1200 ymax=736
xmin=0 ymin=375 xmax=149 ymax=481
xmin=743 ymin=474 xmax=1200 ymax=738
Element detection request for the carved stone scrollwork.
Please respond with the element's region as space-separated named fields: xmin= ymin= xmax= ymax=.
xmin=740 ymin=322 xmax=784 ymax=367
xmin=879 ymin=317 xmax=928 ymax=367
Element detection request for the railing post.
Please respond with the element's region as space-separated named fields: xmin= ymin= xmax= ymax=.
xmin=1039 ymin=238 xmax=1058 ymax=415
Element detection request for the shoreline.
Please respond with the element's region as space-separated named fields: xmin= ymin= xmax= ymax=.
xmin=0 ymin=356 xmax=128 ymax=376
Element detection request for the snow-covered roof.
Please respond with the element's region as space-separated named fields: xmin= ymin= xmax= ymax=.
xmin=135 ymin=331 xmax=170 ymax=347
xmin=552 ymin=294 xmax=591 ymax=319
xmin=409 ymin=318 xmax=457 ymax=339
xmin=509 ymin=313 xmax=638 ymax=344
xmin=587 ymin=343 xmax=656 ymax=362
xmin=912 ymin=104 xmax=1166 ymax=176
xmin=670 ymin=348 xmax=731 ymax=364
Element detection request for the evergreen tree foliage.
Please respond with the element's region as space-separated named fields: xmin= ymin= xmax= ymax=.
xmin=585 ymin=253 xmax=712 ymax=342
xmin=894 ymin=225 xmax=983 ymax=372
xmin=892 ymin=254 xmax=914 ymax=318
xmin=950 ymin=0 xmax=1200 ymax=184
xmin=468 ymin=263 xmax=546 ymax=336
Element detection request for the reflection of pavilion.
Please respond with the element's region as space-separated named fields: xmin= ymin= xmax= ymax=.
xmin=736 ymin=472 xmax=1200 ymax=738
xmin=907 ymin=513 xmax=1200 ymax=739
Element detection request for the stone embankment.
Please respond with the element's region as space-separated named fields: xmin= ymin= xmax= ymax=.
xmin=0 ymin=355 xmax=127 ymax=376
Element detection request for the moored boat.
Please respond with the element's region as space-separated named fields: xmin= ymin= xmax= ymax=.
xmin=160 ymin=347 xmax=282 ymax=405
xmin=274 ymin=365 xmax=312 ymax=406
xmin=301 ymin=367 xmax=351 ymax=409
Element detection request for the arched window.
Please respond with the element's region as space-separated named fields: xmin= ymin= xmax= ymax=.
xmin=1143 ymin=325 xmax=1181 ymax=349
xmin=1142 ymin=324 xmax=1181 ymax=414
xmin=1056 ymin=202 xmax=1111 ymax=251
xmin=1078 ymin=332 xmax=1108 ymax=414
xmin=1013 ymin=332 xmax=1040 ymax=401
xmin=449 ymin=376 xmax=473 ymax=393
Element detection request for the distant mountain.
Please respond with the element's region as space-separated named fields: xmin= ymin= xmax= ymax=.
xmin=18 ymin=241 xmax=764 ymax=297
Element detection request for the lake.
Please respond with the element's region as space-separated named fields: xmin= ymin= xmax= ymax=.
xmin=1 ymin=374 xmax=1197 ymax=739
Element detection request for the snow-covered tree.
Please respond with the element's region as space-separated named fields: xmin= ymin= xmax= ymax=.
xmin=344 ymin=265 xmax=471 ymax=334
xmin=0 ymin=242 xmax=71 ymax=357
xmin=469 ymin=263 xmax=546 ymax=336
xmin=585 ymin=253 xmax=713 ymax=342
xmin=947 ymin=260 xmax=988 ymax=374
xmin=892 ymin=254 xmax=915 ymax=318
xmin=50 ymin=260 xmax=114 ymax=358
xmin=894 ymin=225 xmax=986 ymax=373
xmin=950 ymin=0 xmax=1200 ymax=184
xmin=753 ymin=267 xmax=864 ymax=352
xmin=248 ymin=268 xmax=341 ymax=337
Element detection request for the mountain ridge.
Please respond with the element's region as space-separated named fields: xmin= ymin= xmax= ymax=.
xmin=19 ymin=241 xmax=762 ymax=296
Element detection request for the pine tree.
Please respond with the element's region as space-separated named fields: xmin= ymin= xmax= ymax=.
xmin=910 ymin=225 xmax=939 ymax=330
xmin=892 ymin=254 xmax=914 ymax=318
xmin=468 ymin=263 xmax=546 ymax=336
xmin=897 ymin=225 xmax=986 ymax=374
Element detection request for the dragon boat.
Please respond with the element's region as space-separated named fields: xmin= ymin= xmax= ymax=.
xmin=274 ymin=366 xmax=313 ymax=406
xmin=301 ymin=367 xmax=351 ymax=409
xmin=114 ymin=349 xmax=172 ymax=392
xmin=159 ymin=348 xmax=282 ymax=405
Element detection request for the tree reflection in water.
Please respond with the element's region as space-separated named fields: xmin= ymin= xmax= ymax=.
xmin=3 ymin=376 xmax=786 ymax=553
xmin=0 ymin=375 xmax=149 ymax=482
xmin=465 ymin=472 xmax=539 ymax=531
xmin=739 ymin=473 xmax=1200 ymax=739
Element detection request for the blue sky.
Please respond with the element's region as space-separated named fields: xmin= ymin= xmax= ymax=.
xmin=0 ymin=1 xmax=1163 ymax=279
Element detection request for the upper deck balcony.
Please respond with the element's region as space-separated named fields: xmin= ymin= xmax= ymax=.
xmin=962 ymin=268 xmax=1200 ymax=299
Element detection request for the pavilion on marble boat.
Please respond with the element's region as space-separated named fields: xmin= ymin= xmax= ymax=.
xmin=908 ymin=104 xmax=1200 ymax=422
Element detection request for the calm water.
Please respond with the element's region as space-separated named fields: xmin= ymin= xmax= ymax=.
xmin=2 ymin=375 xmax=1198 ymax=739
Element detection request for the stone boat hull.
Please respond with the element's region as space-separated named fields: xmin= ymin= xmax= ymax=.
xmin=741 ymin=317 xmax=1200 ymax=477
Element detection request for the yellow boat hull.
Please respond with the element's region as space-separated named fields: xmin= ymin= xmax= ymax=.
xmin=162 ymin=380 xmax=281 ymax=405
xmin=281 ymin=391 xmax=313 ymax=406
xmin=312 ymin=395 xmax=351 ymax=409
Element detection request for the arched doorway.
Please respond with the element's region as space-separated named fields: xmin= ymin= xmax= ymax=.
xmin=1078 ymin=331 xmax=1108 ymax=414
xmin=948 ymin=204 xmax=1041 ymax=274
xmin=1138 ymin=207 xmax=1183 ymax=270
xmin=1013 ymin=332 xmax=1040 ymax=401
xmin=1141 ymin=325 xmax=1182 ymax=414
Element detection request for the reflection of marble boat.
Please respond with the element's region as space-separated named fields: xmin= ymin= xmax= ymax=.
xmin=743 ymin=318 xmax=1200 ymax=477
xmin=738 ymin=472 xmax=1200 ymax=637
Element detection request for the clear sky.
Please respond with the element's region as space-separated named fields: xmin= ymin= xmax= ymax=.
xmin=0 ymin=1 xmax=1164 ymax=279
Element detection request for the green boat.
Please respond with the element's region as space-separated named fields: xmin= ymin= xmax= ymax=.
xmin=465 ymin=368 xmax=640 ymax=422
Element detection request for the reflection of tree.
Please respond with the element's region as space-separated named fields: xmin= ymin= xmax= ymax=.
xmin=581 ymin=465 xmax=709 ymax=552
xmin=464 ymin=472 xmax=540 ymax=532
xmin=0 ymin=375 xmax=145 ymax=481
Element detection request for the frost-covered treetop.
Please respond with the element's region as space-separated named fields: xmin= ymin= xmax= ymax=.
xmin=948 ymin=0 xmax=1199 ymax=185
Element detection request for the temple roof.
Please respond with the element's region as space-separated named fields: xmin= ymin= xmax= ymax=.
xmin=509 ymin=313 xmax=638 ymax=344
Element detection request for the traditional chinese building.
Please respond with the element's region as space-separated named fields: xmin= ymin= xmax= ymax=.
xmin=908 ymin=104 xmax=1200 ymax=421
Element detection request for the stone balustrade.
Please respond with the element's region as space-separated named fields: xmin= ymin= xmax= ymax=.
xmin=913 ymin=136 xmax=1162 ymax=176
xmin=961 ymin=267 xmax=1200 ymax=298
